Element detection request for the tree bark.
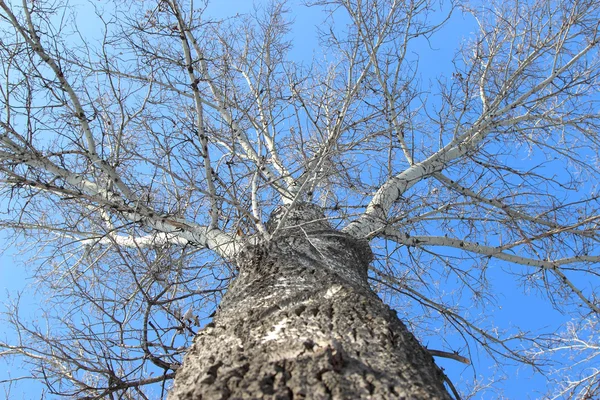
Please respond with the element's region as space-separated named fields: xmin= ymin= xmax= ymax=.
xmin=168 ymin=204 xmax=452 ymax=399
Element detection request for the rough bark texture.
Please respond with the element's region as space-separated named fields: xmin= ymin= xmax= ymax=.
xmin=168 ymin=204 xmax=452 ymax=399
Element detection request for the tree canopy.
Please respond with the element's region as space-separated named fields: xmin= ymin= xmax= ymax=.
xmin=1 ymin=0 xmax=600 ymax=398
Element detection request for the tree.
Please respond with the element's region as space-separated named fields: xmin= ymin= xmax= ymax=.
xmin=0 ymin=0 xmax=599 ymax=397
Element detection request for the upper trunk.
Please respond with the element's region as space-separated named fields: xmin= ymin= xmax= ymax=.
xmin=168 ymin=204 xmax=452 ymax=399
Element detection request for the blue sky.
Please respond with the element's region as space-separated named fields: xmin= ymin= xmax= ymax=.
xmin=0 ymin=0 xmax=593 ymax=398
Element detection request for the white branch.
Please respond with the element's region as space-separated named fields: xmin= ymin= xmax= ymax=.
xmin=82 ymin=224 xmax=238 ymax=259
xmin=171 ymin=0 xmax=218 ymax=228
xmin=344 ymin=31 xmax=600 ymax=239
xmin=1 ymin=1 xmax=138 ymax=203
xmin=177 ymin=12 xmax=295 ymax=203
xmin=382 ymin=228 xmax=600 ymax=313
xmin=0 ymin=128 xmax=238 ymax=259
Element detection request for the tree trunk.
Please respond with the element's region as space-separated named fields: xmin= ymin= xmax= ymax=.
xmin=168 ymin=204 xmax=452 ymax=399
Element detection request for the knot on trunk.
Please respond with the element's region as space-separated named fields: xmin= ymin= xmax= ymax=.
xmin=266 ymin=202 xmax=332 ymax=234
xmin=235 ymin=203 xmax=373 ymax=288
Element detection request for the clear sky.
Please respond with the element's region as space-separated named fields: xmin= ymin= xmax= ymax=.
xmin=0 ymin=0 xmax=589 ymax=398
